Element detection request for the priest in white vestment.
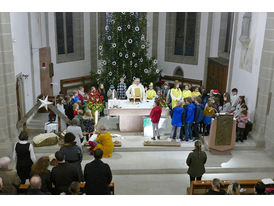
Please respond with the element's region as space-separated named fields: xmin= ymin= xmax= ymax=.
xmin=126 ymin=78 xmax=146 ymax=100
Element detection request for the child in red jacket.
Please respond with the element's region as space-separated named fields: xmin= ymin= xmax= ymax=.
xmin=149 ymin=100 xmax=162 ymax=140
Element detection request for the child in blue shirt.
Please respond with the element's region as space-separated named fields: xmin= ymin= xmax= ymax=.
xmin=170 ymin=101 xmax=184 ymax=142
xmin=193 ymin=96 xmax=204 ymax=140
xmin=184 ymin=97 xmax=195 ymax=141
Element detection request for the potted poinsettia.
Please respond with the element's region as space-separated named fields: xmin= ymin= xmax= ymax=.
xmin=85 ymin=90 xmax=105 ymax=132
xmin=155 ymin=94 xmax=168 ymax=108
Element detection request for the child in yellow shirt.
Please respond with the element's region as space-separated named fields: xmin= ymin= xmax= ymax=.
xmin=146 ymin=82 xmax=157 ymax=100
xmin=182 ymin=84 xmax=192 ymax=99
xmin=192 ymin=87 xmax=201 ymax=98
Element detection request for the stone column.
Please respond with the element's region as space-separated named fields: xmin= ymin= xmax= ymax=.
xmin=0 ymin=13 xmax=18 ymax=157
xmin=252 ymin=13 xmax=274 ymax=157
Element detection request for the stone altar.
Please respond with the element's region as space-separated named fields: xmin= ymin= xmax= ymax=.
xmin=108 ymin=100 xmax=170 ymax=132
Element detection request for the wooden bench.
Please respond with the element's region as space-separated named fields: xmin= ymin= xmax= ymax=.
xmin=144 ymin=141 xmax=181 ymax=147
xmin=187 ymin=179 xmax=274 ymax=195
xmin=19 ymin=182 xmax=115 ymax=195
xmin=60 ymin=76 xmax=94 ymax=95
xmin=160 ymin=75 xmax=203 ymax=88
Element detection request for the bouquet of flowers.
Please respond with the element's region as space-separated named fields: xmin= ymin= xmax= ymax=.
xmin=155 ymin=94 xmax=168 ymax=108
xmin=85 ymin=90 xmax=105 ymax=113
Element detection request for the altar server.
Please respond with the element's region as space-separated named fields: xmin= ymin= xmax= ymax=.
xmin=126 ymin=78 xmax=146 ymax=100
xmin=170 ymin=80 xmax=182 ymax=109
xmin=146 ymin=82 xmax=157 ymax=100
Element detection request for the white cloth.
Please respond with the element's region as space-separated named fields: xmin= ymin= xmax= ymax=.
xmin=57 ymin=103 xmax=66 ymax=131
xmin=108 ymin=99 xmax=155 ymax=109
xmin=13 ymin=140 xmax=36 ymax=163
xmin=67 ymin=125 xmax=83 ymax=151
xmin=126 ymin=83 xmax=146 ymax=99
xmin=44 ymin=122 xmax=58 ymax=133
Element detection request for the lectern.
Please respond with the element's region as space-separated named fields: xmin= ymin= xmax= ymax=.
xmin=204 ymin=114 xmax=236 ymax=154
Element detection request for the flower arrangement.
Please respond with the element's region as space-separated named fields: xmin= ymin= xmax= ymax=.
xmin=85 ymin=90 xmax=105 ymax=113
xmin=155 ymin=94 xmax=168 ymax=108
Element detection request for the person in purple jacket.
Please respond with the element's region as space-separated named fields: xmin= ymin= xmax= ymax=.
xmin=193 ymin=96 xmax=204 ymax=140
xmin=184 ymin=97 xmax=196 ymax=141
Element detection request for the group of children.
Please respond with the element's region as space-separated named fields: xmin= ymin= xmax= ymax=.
xmin=149 ymin=82 xmax=250 ymax=143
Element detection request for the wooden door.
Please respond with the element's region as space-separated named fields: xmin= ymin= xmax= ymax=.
xmin=39 ymin=47 xmax=53 ymax=96
xmin=206 ymin=57 xmax=229 ymax=93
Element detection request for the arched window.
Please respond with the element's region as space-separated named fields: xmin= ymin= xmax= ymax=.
xmin=173 ymin=66 xmax=184 ymax=77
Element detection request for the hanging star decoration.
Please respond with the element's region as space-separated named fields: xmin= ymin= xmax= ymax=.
xmin=38 ymin=96 xmax=53 ymax=111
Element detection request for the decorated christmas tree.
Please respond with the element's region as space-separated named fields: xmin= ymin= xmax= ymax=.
xmin=93 ymin=12 xmax=160 ymax=90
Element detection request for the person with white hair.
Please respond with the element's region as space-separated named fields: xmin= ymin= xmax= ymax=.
xmin=66 ymin=118 xmax=84 ymax=151
xmin=0 ymin=156 xmax=21 ymax=194
xmin=126 ymin=78 xmax=146 ymax=100
xmin=26 ymin=175 xmax=48 ymax=195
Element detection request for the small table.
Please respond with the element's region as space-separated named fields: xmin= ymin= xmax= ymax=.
xmin=108 ymin=100 xmax=169 ymax=132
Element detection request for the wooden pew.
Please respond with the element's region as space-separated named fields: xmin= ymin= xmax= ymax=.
xmin=187 ymin=179 xmax=274 ymax=195
xmin=19 ymin=182 xmax=115 ymax=195
xmin=160 ymin=75 xmax=203 ymax=88
xmin=60 ymin=76 xmax=94 ymax=95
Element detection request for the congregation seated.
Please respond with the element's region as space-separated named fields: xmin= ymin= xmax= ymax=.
xmin=84 ymin=148 xmax=112 ymax=195
xmin=227 ymin=182 xmax=240 ymax=195
xmin=30 ymin=156 xmax=52 ymax=194
xmin=0 ymin=156 xmax=21 ymax=195
xmin=50 ymin=151 xmax=81 ymax=195
xmin=26 ymin=176 xmax=49 ymax=195
xmin=205 ymin=178 xmax=227 ymax=195
xmin=68 ymin=181 xmax=82 ymax=195
xmin=254 ymin=182 xmax=266 ymax=195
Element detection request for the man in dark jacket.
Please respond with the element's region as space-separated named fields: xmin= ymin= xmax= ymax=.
xmin=84 ymin=148 xmax=112 ymax=195
xmin=205 ymin=178 xmax=226 ymax=195
xmin=26 ymin=176 xmax=49 ymax=195
xmin=50 ymin=151 xmax=80 ymax=194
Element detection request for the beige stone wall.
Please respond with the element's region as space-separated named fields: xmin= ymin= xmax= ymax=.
xmin=252 ymin=13 xmax=274 ymax=157
xmin=0 ymin=13 xmax=18 ymax=156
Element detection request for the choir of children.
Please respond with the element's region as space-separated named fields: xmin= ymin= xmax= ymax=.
xmin=149 ymin=80 xmax=250 ymax=143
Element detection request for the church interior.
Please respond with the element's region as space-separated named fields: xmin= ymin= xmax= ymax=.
xmin=1 ymin=9 xmax=274 ymax=197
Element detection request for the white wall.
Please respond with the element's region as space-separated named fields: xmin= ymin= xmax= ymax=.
xmin=228 ymin=12 xmax=267 ymax=121
xmin=157 ymin=12 xmax=209 ymax=81
xmin=48 ymin=12 xmax=91 ymax=95
xmin=10 ymin=12 xmax=50 ymax=113
xmin=10 ymin=12 xmax=35 ymax=113
xmin=209 ymin=12 xmax=221 ymax=57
